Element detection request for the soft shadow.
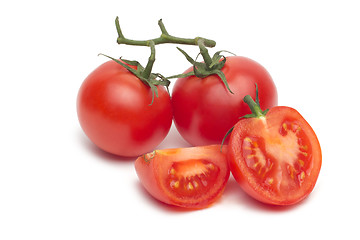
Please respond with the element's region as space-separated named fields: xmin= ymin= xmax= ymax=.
xmin=156 ymin=124 xmax=192 ymax=149
xmin=77 ymin=131 xmax=137 ymax=163
xmin=223 ymin=176 xmax=305 ymax=212
xmin=133 ymin=180 xmax=206 ymax=213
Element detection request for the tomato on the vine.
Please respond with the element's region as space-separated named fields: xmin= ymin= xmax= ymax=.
xmin=135 ymin=145 xmax=230 ymax=209
xmin=77 ymin=60 xmax=172 ymax=157
xmin=228 ymin=94 xmax=322 ymax=205
xmin=172 ymin=56 xmax=278 ymax=146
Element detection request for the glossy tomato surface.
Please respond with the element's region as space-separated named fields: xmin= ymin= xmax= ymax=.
xmin=77 ymin=60 xmax=172 ymax=157
xmin=228 ymin=106 xmax=322 ymax=205
xmin=135 ymin=145 xmax=230 ymax=209
xmin=172 ymin=56 xmax=278 ymax=146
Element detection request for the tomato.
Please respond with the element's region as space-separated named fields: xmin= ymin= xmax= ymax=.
xmin=135 ymin=145 xmax=230 ymax=209
xmin=171 ymin=56 xmax=278 ymax=146
xmin=77 ymin=60 xmax=172 ymax=157
xmin=228 ymin=104 xmax=322 ymax=205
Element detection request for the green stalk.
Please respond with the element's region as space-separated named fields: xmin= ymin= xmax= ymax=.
xmin=115 ymin=17 xmax=216 ymax=48
xmin=243 ymin=95 xmax=266 ymax=118
xmin=197 ymin=38 xmax=213 ymax=68
xmin=141 ymin=41 xmax=156 ymax=79
xmin=242 ymin=84 xmax=269 ymax=119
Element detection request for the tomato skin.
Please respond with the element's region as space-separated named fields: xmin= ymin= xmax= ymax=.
xmin=135 ymin=145 xmax=230 ymax=209
xmin=77 ymin=60 xmax=172 ymax=157
xmin=172 ymin=56 xmax=278 ymax=146
xmin=228 ymin=106 xmax=322 ymax=205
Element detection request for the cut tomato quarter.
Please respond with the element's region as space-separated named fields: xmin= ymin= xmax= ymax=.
xmin=135 ymin=145 xmax=230 ymax=209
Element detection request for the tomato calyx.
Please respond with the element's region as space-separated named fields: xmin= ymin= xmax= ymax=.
xmin=99 ymin=43 xmax=170 ymax=106
xmin=169 ymin=39 xmax=236 ymax=94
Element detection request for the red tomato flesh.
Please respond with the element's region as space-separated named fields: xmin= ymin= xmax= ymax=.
xmin=135 ymin=145 xmax=230 ymax=209
xmin=228 ymin=106 xmax=322 ymax=205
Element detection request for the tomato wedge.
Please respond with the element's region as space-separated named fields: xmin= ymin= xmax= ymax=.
xmin=228 ymin=95 xmax=322 ymax=205
xmin=135 ymin=145 xmax=230 ymax=209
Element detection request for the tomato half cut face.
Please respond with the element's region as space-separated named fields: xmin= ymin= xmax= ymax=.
xmin=135 ymin=145 xmax=230 ymax=209
xmin=228 ymin=106 xmax=322 ymax=205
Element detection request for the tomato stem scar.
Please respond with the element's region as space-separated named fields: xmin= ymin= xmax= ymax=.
xmin=143 ymin=151 xmax=156 ymax=163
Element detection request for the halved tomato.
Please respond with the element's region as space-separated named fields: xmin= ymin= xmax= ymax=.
xmin=135 ymin=145 xmax=230 ymax=209
xmin=228 ymin=100 xmax=322 ymax=205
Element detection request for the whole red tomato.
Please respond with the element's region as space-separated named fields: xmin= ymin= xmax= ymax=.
xmin=77 ymin=60 xmax=172 ymax=157
xmin=171 ymin=56 xmax=278 ymax=146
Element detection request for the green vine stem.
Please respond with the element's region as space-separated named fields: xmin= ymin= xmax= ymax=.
xmin=115 ymin=17 xmax=216 ymax=48
xmin=101 ymin=17 xmax=217 ymax=105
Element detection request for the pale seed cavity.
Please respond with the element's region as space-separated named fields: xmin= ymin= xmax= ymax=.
xmin=244 ymin=121 xmax=311 ymax=190
xmin=168 ymin=160 xmax=216 ymax=191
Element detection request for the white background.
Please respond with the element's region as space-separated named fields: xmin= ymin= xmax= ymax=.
xmin=1 ymin=0 xmax=359 ymax=239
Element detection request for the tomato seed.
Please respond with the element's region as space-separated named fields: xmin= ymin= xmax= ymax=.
xmin=298 ymin=159 xmax=305 ymax=167
xmin=207 ymin=163 xmax=215 ymax=170
xmin=300 ymin=151 xmax=308 ymax=157
xmin=170 ymin=180 xmax=180 ymax=189
xmin=244 ymin=137 xmax=253 ymax=143
xmin=265 ymin=177 xmax=274 ymax=185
